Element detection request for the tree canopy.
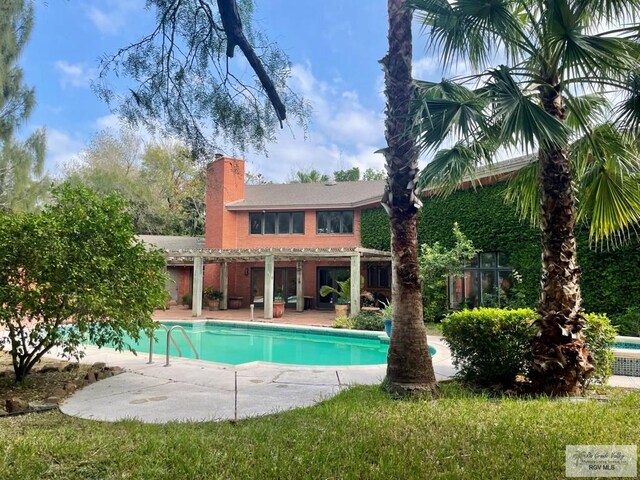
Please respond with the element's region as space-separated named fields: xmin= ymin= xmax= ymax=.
xmin=94 ymin=0 xmax=308 ymax=159
xmin=410 ymin=0 xmax=640 ymax=395
xmin=64 ymin=129 xmax=206 ymax=235
xmin=0 ymin=184 xmax=168 ymax=381
xmin=0 ymin=0 xmax=48 ymax=212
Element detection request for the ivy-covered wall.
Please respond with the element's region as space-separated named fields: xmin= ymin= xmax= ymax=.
xmin=361 ymin=183 xmax=640 ymax=315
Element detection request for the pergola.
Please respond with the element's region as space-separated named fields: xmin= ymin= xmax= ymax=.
xmin=161 ymin=246 xmax=392 ymax=318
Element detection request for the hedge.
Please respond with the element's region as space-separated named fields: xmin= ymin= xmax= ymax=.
xmin=441 ymin=308 xmax=616 ymax=390
xmin=361 ymin=183 xmax=640 ymax=315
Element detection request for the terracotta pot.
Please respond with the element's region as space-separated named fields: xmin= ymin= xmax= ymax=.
xmin=228 ymin=297 xmax=243 ymax=309
xmin=273 ymin=301 xmax=285 ymax=318
xmin=334 ymin=304 xmax=349 ymax=318
xmin=208 ymin=299 xmax=220 ymax=311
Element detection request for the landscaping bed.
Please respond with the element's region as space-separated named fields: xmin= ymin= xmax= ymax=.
xmin=0 ymin=352 xmax=123 ymax=415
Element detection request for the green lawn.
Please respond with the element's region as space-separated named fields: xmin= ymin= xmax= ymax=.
xmin=1 ymin=384 xmax=638 ymax=480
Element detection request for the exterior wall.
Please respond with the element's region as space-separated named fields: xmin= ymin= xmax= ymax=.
xmin=201 ymin=155 xmax=388 ymax=309
xmin=205 ymin=157 xmax=245 ymax=249
xmin=232 ymin=208 xmax=363 ymax=249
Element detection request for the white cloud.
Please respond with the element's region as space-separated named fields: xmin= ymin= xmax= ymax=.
xmin=239 ymin=63 xmax=386 ymax=182
xmin=94 ymin=114 xmax=122 ymax=131
xmin=44 ymin=128 xmax=86 ymax=174
xmin=85 ymin=0 xmax=145 ymax=35
xmin=54 ymin=61 xmax=97 ymax=89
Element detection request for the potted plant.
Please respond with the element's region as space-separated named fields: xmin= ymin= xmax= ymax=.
xmin=380 ymin=301 xmax=393 ymax=337
xmin=204 ymin=287 xmax=223 ymax=310
xmin=273 ymin=287 xmax=285 ymax=318
xmin=320 ymin=277 xmax=364 ymax=318
xmin=181 ymin=293 xmax=192 ymax=309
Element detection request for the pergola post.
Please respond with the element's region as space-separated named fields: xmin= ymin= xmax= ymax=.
xmin=264 ymin=254 xmax=274 ymax=319
xmin=296 ymin=261 xmax=304 ymax=312
xmin=220 ymin=261 xmax=228 ymax=310
xmin=350 ymin=252 xmax=360 ymax=317
xmin=192 ymin=256 xmax=203 ymax=317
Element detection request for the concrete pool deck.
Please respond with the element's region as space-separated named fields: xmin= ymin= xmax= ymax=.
xmin=59 ymin=336 xmax=456 ymax=423
xmin=55 ymin=332 xmax=640 ymax=424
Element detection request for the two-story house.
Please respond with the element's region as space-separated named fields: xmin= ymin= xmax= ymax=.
xmin=147 ymin=155 xmax=392 ymax=318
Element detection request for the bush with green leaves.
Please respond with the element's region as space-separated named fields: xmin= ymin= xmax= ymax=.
xmin=583 ymin=313 xmax=617 ymax=386
xmin=418 ymin=223 xmax=477 ymax=323
xmin=442 ymin=308 xmax=537 ymax=389
xmin=332 ymin=316 xmax=355 ymax=329
xmin=0 ymin=184 xmax=168 ymax=381
xmin=610 ymin=307 xmax=640 ymax=337
xmin=352 ymin=312 xmax=385 ymax=331
xmin=442 ymin=308 xmax=616 ymax=390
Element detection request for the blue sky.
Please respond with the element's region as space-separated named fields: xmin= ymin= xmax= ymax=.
xmin=22 ymin=0 xmax=444 ymax=181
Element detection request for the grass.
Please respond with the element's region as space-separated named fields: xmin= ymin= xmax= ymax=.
xmin=1 ymin=383 xmax=639 ymax=479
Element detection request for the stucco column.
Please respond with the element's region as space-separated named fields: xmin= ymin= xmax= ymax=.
xmin=192 ymin=256 xmax=204 ymax=317
xmin=220 ymin=261 xmax=228 ymax=310
xmin=350 ymin=253 xmax=361 ymax=317
xmin=264 ymin=254 xmax=274 ymax=319
xmin=296 ymin=261 xmax=304 ymax=312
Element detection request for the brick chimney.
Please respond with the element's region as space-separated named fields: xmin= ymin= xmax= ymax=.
xmin=205 ymin=155 xmax=245 ymax=248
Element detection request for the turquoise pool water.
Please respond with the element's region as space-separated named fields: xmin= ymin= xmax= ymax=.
xmin=614 ymin=341 xmax=640 ymax=350
xmin=116 ymin=322 xmax=436 ymax=366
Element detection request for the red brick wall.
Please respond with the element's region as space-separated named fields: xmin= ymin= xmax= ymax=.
xmin=232 ymin=208 xmax=362 ymax=249
xmin=205 ymin=156 xmax=245 ymax=249
xmin=202 ymin=155 xmax=375 ymax=306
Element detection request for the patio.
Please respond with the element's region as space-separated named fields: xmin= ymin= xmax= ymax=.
xmin=154 ymin=304 xmax=337 ymax=327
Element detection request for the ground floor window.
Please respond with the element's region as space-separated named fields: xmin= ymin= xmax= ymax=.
xmin=449 ymin=252 xmax=516 ymax=309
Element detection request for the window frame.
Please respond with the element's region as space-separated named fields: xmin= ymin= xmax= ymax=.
xmin=316 ymin=210 xmax=354 ymax=234
xmin=248 ymin=211 xmax=305 ymax=235
xmin=449 ymin=252 xmax=513 ymax=309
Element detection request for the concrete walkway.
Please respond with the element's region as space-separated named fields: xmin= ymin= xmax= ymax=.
xmin=60 ymin=337 xmax=456 ymax=424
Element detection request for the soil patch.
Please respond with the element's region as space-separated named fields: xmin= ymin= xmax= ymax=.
xmin=0 ymin=352 xmax=122 ymax=414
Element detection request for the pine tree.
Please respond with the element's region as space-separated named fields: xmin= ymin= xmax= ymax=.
xmin=0 ymin=0 xmax=48 ymax=212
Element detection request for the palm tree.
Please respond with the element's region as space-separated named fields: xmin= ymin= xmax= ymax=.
xmin=289 ymin=169 xmax=331 ymax=183
xmin=410 ymin=0 xmax=640 ymax=395
xmin=381 ymin=0 xmax=438 ymax=397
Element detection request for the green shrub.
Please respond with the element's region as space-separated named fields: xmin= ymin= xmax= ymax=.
xmin=442 ymin=308 xmax=537 ymax=388
xmin=442 ymin=308 xmax=616 ymax=390
xmin=332 ymin=316 xmax=355 ymax=329
xmin=583 ymin=313 xmax=616 ymax=385
xmin=352 ymin=312 xmax=385 ymax=331
xmin=181 ymin=293 xmax=192 ymax=307
xmin=610 ymin=307 xmax=640 ymax=337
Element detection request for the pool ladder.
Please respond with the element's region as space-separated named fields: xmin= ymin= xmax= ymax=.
xmin=147 ymin=324 xmax=199 ymax=367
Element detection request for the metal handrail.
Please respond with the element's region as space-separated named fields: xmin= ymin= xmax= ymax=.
xmin=147 ymin=324 xmax=182 ymax=364
xmin=165 ymin=325 xmax=199 ymax=366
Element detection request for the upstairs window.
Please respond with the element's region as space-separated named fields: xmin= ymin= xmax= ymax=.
xmin=250 ymin=212 xmax=304 ymax=234
xmin=317 ymin=210 xmax=354 ymax=234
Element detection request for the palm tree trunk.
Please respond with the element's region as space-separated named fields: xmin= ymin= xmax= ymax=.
xmin=530 ymin=85 xmax=594 ymax=395
xmin=381 ymin=0 xmax=438 ymax=397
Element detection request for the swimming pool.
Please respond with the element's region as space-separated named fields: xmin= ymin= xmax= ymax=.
xmin=114 ymin=321 xmax=436 ymax=367
xmin=613 ymin=336 xmax=640 ymax=377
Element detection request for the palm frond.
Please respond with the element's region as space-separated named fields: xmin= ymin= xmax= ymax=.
xmin=410 ymin=0 xmax=530 ymax=70
xmin=564 ymin=94 xmax=609 ymax=133
xmin=612 ymin=70 xmax=640 ymax=139
xmin=503 ymin=159 xmax=539 ymax=226
xmin=417 ymin=142 xmax=493 ymax=195
xmin=578 ymin=156 xmax=640 ymax=248
xmin=571 ymin=123 xmax=640 ymax=247
xmin=412 ymin=80 xmax=488 ymax=153
xmin=485 ymin=66 xmax=571 ymax=150
xmin=573 ymin=0 xmax=640 ymax=24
